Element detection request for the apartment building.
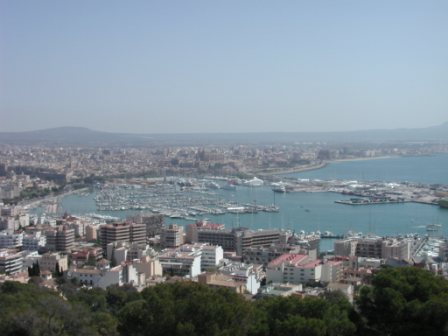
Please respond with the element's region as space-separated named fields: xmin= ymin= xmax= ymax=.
xmin=160 ymin=224 xmax=184 ymax=248
xmin=158 ymin=246 xmax=201 ymax=278
xmin=0 ymin=249 xmax=23 ymax=275
xmin=0 ymin=231 xmax=23 ymax=249
xmin=100 ymin=222 xmax=146 ymax=251
xmin=45 ymin=226 xmax=75 ymax=252
xmin=40 ymin=252 xmax=68 ymax=272
xmin=266 ymin=254 xmax=322 ymax=285
xmin=22 ymin=231 xmax=46 ymax=251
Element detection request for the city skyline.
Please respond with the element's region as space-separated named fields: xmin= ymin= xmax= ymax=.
xmin=1 ymin=1 xmax=447 ymax=133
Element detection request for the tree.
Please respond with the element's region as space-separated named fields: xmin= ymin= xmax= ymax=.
xmin=251 ymin=295 xmax=356 ymax=336
xmin=54 ymin=261 xmax=63 ymax=277
xmin=357 ymin=267 xmax=448 ymax=336
xmin=118 ymin=282 xmax=253 ymax=336
xmin=28 ymin=262 xmax=40 ymax=277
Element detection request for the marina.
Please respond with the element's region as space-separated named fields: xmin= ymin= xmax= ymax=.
xmin=55 ymin=182 xmax=448 ymax=240
xmin=23 ymin=155 xmax=447 ymax=250
xmin=92 ymin=180 xmax=279 ymax=219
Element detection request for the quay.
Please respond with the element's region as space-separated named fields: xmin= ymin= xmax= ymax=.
xmin=335 ymin=197 xmax=407 ymax=206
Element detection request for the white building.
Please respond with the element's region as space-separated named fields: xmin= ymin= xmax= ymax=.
xmin=199 ymin=244 xmax=224 ymax=271
xmin=133 ymin=256 xmax=163 ymax=279
xmin=0 ymin=249 xmax=23 ymax=275
xmin=22 ymin=231 xmax=46 ymax=251
xmin=381 ymin=238 xmax=412 ymax=261
xmin=266 ymin=254 xmax=322 ymax=285
xmin=106 ymin=241 xmax=153 ymax=265
xmin=69 ymin=267 xmax=102 ymax=287
xmin=259 ymin=283 xmax=303 ymax=297
xmin=69 ymin=265 xmax=124 ymax=289
xmin=123 ymin=263 xmax=146 ymax=288
xmin=0 ymin=231 xmax=23 ymax=249
xmin=220 ymin=262 xmax=262 ymax=295
xmin=320 ymin=260 xmax=343 ymax=283
xmin=18 ymin=214 xmax=30 ymax=228
xmin=159 ymin=246 xmax=202 ymax=278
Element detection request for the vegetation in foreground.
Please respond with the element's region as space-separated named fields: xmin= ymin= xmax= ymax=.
xmin=1 ymin=267 xmax=448 ymax=336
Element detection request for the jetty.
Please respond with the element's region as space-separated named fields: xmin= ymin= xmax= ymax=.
xmin=335 ymin=197 xmax=407 ymax=205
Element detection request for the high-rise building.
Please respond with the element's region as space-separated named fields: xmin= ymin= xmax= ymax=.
xmin=99 ymin=222 xmax=146 ymax=252
xmin=132 ymin=213 xmax=164 ymax=237
xmin=0 ymin=231 xmax=23 ymax=249
xmin=161 ymin=224 xmax=184 ymax=248
xmin=187 ymin=221 xmax=288 ymax=255
xmin=0 ymin=249 xmax=23 ymax=275
xmin=85 ymin=225 xmax=97 ymax=241
xmin=234 ymin=229 xmax=284 ymax=256
xmin=45 ymin=226 xmax=75 ymax=252
xmin=22 ymin=231 xmax=46 ymax=251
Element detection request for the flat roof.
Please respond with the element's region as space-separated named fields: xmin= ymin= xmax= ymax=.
xmin=268 ymin=254 xmax=308 ymax=267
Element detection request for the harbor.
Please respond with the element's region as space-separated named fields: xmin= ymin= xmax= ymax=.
xmin=55 ymin=180 xmax=448 ymax=240
xmin=20 ymin=155 xmax=447 ymax=248
xmin=93 ymin=180 xmax=279 ymax=219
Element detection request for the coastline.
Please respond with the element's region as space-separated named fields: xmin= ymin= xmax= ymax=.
xmin=257 ymin=155 xmax=397 ymax=177
xmin=331 ymin=155 xmax=394 ymax=163
xmin=256 ymin=162 xmax=328 ymax=176
xmin=21 ymin=187 xmax=90 ymax=210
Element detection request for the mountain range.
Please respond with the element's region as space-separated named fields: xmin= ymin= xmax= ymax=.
xmin=0 ymin=122 xmax=447 ymax=146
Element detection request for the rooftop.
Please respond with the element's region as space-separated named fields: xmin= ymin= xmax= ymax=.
xmin=299 ymin=260 xmax=322 ymax=269
xmin=268 ymin=254 xmax=308 ymax=267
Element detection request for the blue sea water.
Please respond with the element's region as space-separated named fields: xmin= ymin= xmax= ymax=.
xmin=58 ymin=154 xmax=448 ymax=251
xmin=284 ymin=153 xmax=448 ymax=185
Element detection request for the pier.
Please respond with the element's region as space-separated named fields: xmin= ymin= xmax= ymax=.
xmin=335 ymin=197 xmax=407 ymax=206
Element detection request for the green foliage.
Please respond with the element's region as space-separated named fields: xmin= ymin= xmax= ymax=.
xmin=357 ymin=266 xmax=448 ymax=336
xmin=2 ymin=267 xmax=448 ymax=336
xmin=0 ymin=282 xmax=116 ymax=336
xmin=27 ymin=261 xmax=40 ymax=277
xmin=251 ymin=295 xmax=356 ymax=336
xmin=106 ymin=285 xmax=140 ymax=315
xmin=73 ymin=288 xmax=108 ymax=312
xmin=118 ymin=282 xmax=253 ymax=336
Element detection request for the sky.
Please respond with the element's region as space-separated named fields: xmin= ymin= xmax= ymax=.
xmin=1 ymin=1 xmax=447 ymax=134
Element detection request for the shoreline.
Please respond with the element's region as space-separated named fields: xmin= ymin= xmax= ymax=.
xmin=255 ymin=162 xmax=328 ymax=176
xmin=266 ymin=155 xmax=398 ymax=176
xmin=331 ymin=155 xmax=394 ymax=163
xmin=22 ymin=187 xmax=90 ymax=210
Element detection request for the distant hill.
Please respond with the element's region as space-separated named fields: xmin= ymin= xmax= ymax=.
xmin=0 ymin=127 xmax=144 ymax=146
xmin=0 ymin=122 xmax=447 ymax=146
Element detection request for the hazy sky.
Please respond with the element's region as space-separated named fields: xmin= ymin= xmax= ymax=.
xmin=1 ymin=1 xmax=447 ymax=133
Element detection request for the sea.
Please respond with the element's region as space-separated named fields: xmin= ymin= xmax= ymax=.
xmin=57 ymin=153 xmax=448 ymax=251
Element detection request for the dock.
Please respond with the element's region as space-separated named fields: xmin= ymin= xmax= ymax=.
xmin=335 ymin=197 xmax=407 ymax=205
